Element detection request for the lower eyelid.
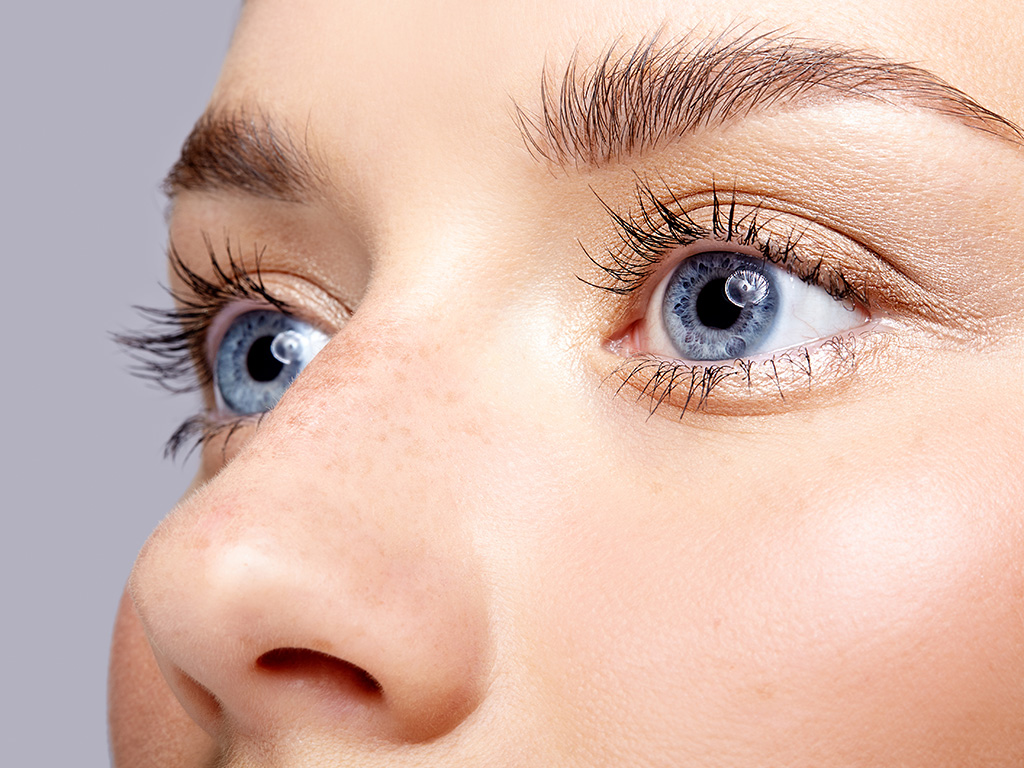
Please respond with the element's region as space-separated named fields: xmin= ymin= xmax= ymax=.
xmin=163 ymin=412 xmax=255 ymax=463
xmin=169 ymin=411 xmax=264 ymax=468
xmin=602 ymin=323 xmax=897 ymax=420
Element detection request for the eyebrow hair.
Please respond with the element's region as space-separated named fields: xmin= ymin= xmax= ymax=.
xmin=514 ymin=30 xmax=1024 ymax=168
xmin=163 ymin=109 xmax=329 ymax=202
xmin=165 ymin=30 xmax=1023 ymax=200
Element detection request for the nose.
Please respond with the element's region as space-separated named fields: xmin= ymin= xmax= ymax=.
xmin=129 ymin=321 xmax=490 ymax=745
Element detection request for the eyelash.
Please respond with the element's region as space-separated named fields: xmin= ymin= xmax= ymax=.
xmin=583 ymin=180 xmax=871 ymax=417
xmin=586 ymin=179 xmax=866 ymax=304
xmin=117 ymin=235 xmax=288 ymax=459
xmin=122 ymin=183 xmax=871 ymax=458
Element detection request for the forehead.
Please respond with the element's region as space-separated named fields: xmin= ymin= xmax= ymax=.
xmin=213 ymin=0 xmax=1022 ymax=176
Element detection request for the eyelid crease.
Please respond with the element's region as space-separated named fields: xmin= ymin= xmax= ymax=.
xmin=583 ymin=179 xmax=904 ymax=418
xmin=586 ymin=176 xmax=991 ymax=340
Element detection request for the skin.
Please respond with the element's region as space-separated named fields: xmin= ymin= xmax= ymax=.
xmin=109 ymin=0 xmax=1024 ymax=766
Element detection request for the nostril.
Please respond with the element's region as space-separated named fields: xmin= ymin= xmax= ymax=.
xmin=256 ymin=647 xmax=384 ymax=697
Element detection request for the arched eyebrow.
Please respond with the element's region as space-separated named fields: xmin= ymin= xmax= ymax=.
xmin=164 ymin=30 xmax=1023 ymax=201
xmin=163 ymin=109 xmax=330 ymax=202
xmin=514 ymin=30 xmax=1024 ymax=168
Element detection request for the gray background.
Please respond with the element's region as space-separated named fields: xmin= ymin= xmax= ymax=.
xmin=3 ymin=3 xmax=240 ymax=765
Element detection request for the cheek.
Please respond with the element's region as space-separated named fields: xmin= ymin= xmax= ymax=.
xmin=519 ymin=433 xmax=1024 ymax=766
xmin=109 ymin=590 xmax=218 ymax=768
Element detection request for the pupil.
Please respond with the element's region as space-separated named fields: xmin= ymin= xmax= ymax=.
xmin=247 ymin=336 xmax=285 ymax=382
xmin=695 ymin=278 xmax=742 ymax=329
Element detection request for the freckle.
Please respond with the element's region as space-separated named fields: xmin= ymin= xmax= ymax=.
xmin=460 ymin=417 xmax=482 ymax=438
xmin=755 ymin=683 xmax=775 ymax=700
xmin=825 ymin=452 xmax=846 ymax=470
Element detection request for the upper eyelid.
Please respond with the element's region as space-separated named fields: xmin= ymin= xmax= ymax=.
xmin=607 ymin=238 xmax=775 ymax=314
xmin=166 ymin=235 xmax=290 ymax=313
xmin=115 ymin=235 xmax=293 ymax=396
xmin=585 ymin=181 xmax=868 ymax=308
xmin=202 ymin=299 xmax=288 ymax=372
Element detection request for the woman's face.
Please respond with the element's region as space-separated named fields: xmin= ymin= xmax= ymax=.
xmin=109 ymin=0 xmax=1024 ymax=765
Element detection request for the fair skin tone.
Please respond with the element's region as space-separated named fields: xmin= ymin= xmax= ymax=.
xmin=109 ymin=0 xmax=1024 ymax=765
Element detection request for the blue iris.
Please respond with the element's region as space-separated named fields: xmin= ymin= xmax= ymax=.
xmin=661 ymin=251 xmax=779 ymax=360
xmin=215 ymin=310 xmax=326 ymax=414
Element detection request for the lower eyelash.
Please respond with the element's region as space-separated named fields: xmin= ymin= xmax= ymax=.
xmin=586 ymin=179 xmax=874 ymax=417
xmin=617 ymin=357 xmax=739 ymax=417
xmin=166 ymin=412 xmax=267 ymax=462
xmin=612 ymin=334 xmax=861 ymax=419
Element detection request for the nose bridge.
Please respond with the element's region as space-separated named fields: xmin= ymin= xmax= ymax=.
xmin=130 ymin=312 xmax=491 ymax=744
xmin=268 ymin=311 xmax=472 ymax=480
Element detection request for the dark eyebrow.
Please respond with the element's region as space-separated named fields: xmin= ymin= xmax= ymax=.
xmin=514 ymin=30 xmax=1024 ymax=168
xmin=163 ymin=109 xmax=329 ymax=202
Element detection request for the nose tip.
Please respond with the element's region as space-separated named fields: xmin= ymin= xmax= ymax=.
xmin=130 ymin=461 xmax=490 ymax=744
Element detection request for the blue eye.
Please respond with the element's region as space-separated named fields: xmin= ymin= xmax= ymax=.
xmin=650 ymin=250 xmax=864 ymax=361
xmin=214 ymin=310 xmax=329 ymax=415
